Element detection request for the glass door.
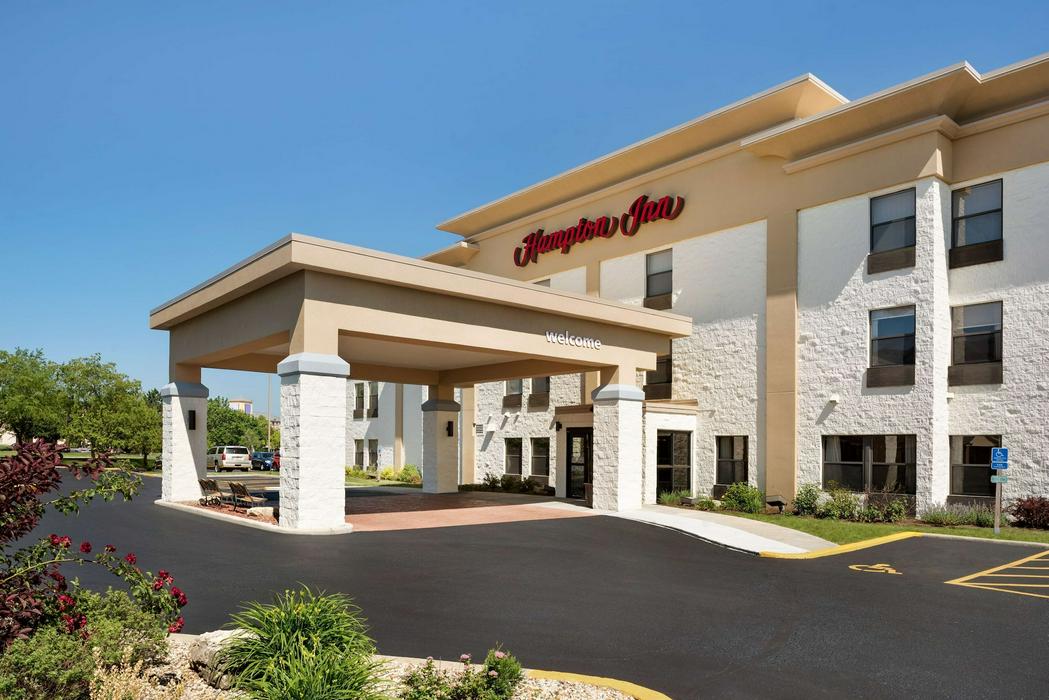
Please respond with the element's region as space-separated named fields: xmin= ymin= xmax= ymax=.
xmin=566 ymin=428 xmax=592 ymax=499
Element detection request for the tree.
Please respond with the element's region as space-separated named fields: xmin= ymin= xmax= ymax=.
xmin=207 ymin=397 xmax=269 ymax=451
xmin=57 ymin=355 xmax=141 ymax=454
xmin=0 ymin=349 xmax=63 ymax=444
xmin=120 ymin=394 xmax=162 ymax=469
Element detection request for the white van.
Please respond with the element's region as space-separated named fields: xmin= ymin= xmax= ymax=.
xmin=207 ymin=446 xmax=251 ymax=472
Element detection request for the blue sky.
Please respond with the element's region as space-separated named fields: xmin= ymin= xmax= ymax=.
xmin=3 ymin=1 xmax=1047 ymax=415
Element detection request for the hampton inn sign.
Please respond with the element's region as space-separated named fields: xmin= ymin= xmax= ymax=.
xmin=512 ymin=193 xmax=685 ymax=267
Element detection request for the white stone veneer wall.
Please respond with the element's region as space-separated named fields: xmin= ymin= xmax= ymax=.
xmin=797 ymin=177 xmax=952 ymax=511
xmin=345 ymin=381 xmax=396 ymax=468
xmin=947 ymin=162 xmax=1049 ymax=501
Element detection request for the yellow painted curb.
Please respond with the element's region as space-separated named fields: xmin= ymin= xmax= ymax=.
xmin=760 ymin=531 xmax=924 ymax=559
xmin=528 ymin=669 xmax=673 ymax=700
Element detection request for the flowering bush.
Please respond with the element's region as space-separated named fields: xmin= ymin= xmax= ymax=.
xmin=0 ymin=440 xmax=186 ymax=647
xmin=399 ymin=647 xmax=523 ymax=700
xmin=1009 ymin=495 xmax=1049 ymax=529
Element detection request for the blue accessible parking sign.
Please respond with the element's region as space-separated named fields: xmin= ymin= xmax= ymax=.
xmin=992 ymin=447 xmax=1009 ymax=470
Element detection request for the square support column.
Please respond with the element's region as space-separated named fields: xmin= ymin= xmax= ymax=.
xmin=278 ymin=353 xmax=350 ymax=531
xmin=422 ymin=386 xmax=460 ymax=494
xmin=160 ymin=382 xmax=208 ymax=502
xmin=591 ymin=381 xmax=645 ymax=512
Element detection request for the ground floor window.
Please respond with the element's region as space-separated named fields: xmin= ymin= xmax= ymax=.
xmin=822 ymin=435 xmax=916 ymax=494
xmin=530 ymin=438 xmax=549 ymax=484
xmin=656 ymin=430 xmax=691 ymax=494
xmin=950 ymin=435 xmax=1000 ymax=497
xmin=368 ymin=439 xmax=379 ymax=467
xmin=505 ymin=438 xmax=522 ymax=475
xmin=716 ymin=436 xmax=748 ymax=485
xmin=354 ymin=439 xmax=365 ymax=467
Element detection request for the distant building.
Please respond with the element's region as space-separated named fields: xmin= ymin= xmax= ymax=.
xmin=229 ymin=399 xmax=253 ymax=415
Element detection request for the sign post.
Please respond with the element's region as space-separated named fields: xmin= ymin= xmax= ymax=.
xmin=991 ymin=447 xmax=1009 ymax=535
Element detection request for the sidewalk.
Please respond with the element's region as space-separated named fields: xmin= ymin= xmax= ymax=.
xmin=608 ymin=504 xmax=834 ymax=555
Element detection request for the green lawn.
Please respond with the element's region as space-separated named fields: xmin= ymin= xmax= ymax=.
xmin=344 ymin=475 xmax=420 ymax=488
xmin=726 ymin=511 xmax=1049 ymax=546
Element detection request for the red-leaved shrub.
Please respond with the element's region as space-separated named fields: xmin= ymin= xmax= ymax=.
xmin=1009 ymin=496 xmax=1049 ymax=529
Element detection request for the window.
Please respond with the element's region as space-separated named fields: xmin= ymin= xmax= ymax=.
xmin=950 ymin=302 xmax=1003 ymax=386
xmin=950 ymin=435 xmax=1000 ymax=497
xmin=951 ymin=180 xmax=1003 ymax=267
xmin=530 ymin=438 xmax=550 ymax=483
xmin=368 ymin=382 xmax=379 ymax=418
xmin=505 ymin=438 xmax=522 ymax=475
xmin=645 ymin=249 xmax=673 ymax=309
xmin=822 ymin=435 xmax=916 ymax=494
xmin=716 ymin=436 xmax=748 ymax=486
xmin=952 ymin=302 xmax=1002 ymax=364
xmin=354 ymin=439 xmax=365 ymax=467
xmin=527 ymin=376 xmax=550 ymax=409
xmin=354 ymin=383 xmax=365 ymax=419
xmin=870 ymin=306 xmax=915 ymax=366
xmin=644 ymin=354 xmax=672 ymax=400
xmin=368 ymin=439 xmax=379 ymax=467
xmin=870 ymin=189 xmax=916 ymax=253
xmin=656 ymin=431 xmax=691 ymax=494
xmin=503 ymin=379 xmax=523 ymax=410
xmin=868 ymin=189 xmax=916 ymax=273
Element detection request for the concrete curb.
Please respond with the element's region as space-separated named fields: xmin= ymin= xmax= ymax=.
xmin=761 ymin=530 xmax=1049 ymax=558
xmin=154 ymin=500 xmax=354 ymax=536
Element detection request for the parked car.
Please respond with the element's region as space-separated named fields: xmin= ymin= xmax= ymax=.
xmin=272 ymin=451 xmax=280 ymax=469
xmin=251 ymin=451 xmax=276 ymax=470
xmin=207 ymin=446 xmax=251 ymax=472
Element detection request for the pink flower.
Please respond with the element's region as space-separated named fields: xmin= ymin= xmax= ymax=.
xmin=460 ymin=653 xmax=471 ymax=663
xmin=124 ymin=553 xmax=137 ymax=565
xmin=49 ymin=534 xmax=61 ymax=547
xmin=152 ymin=578 xmax=164 ymax=591
xmin=489 ymin=670 xmax=498 ymax=677
xmin=57 ymin=594 xmax=76 ymax=611
xmin=168 ymin=616 xmax=184 ymax=633
xmin=79 ymin=541 xmax=91 ymax=554
xmin=494 ymin=651 xmax=506 ymax=659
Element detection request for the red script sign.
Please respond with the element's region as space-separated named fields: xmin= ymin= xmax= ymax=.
xmin=512 ymin=194 xmax=685 ymax=267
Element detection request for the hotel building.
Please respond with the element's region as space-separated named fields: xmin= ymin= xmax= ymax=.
xmin=153 ymin=53 xmax=1049 ymax=529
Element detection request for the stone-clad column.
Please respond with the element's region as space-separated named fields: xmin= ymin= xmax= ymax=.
xmin=422 ymin=385 xmax=460 ymax=494
xmin=160 ymin=381 xmax=209 ymax=502
xmin=591 ymin=377 xmax=644 ymax=512
xmin=278 ymin=353 xmax=350 ymax=531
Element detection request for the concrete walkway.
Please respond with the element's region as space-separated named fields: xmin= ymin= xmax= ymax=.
xmin=608 ymin=504 xmax=834 ymax=554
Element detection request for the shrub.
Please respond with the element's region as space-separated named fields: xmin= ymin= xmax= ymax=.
xmin=792 ymin=484 xmax=822 ymax=516
xmin=882 ymin=497 xmax=908 ymax=523
xmin=90 ymin=646 xmax=184 ymax=700
xmin=481 ymin=647 xmax=523 ymax=698
xmin=965 ymin=504 xmax=996 ymax=528
xmin=921 ymin=503 xmax=965 ymax=527
xmin=400 ymin=658 xmax=451 ymax=700
xmin=1009 ymin=496 xmax=1049 ymax=529
xmin=856 ymin=505 xmax=883 ymax=523
xmin=378 ymin=467 xmax=398 ymax=481
xmin=220 ymin=587 xmax=386 ymax=700
xmin=721 ymin=482 xmax=764 ymax=513
xmin=818 ymin=489 xmax=858 ymax=520
xmin=657 ymin=490 xmax=691 ymax=506
xmin=397 ymin=464 xmax=421 ymax=484
xmin=0 ymin=588 xmax=169 ymax=700
xmin=481 ymin=473 xmax=501 ymax=490
xmin=692 ymin=497 xmax=718 ymax=511
xmin=399 ymin=648 xmax=523 ymax=700
xmin=346 ymin=467 xmax=369 ymax=480
xmin=499 ymin=474 xmax=520 ymax=492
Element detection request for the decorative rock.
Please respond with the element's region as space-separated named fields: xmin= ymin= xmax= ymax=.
xmin=187 ymin=629 xmax=248 ymax=690
xmin=246 ymin=506 xmax=274 ymax=518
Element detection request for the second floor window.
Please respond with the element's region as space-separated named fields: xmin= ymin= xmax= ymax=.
xmin=870 ymin=306 xmax=915 ymax=367
xmin=870 ymin=188 xmax=916 ymax=254
xmin=952 ymin=302 xmax=1002 ymax=365
xmin=644 ymin=354 xmax=672 ymax=400
xmin=506 ymin=379 xmax=523 ymax=395
xmin=953 ymin=179 xmax=1002 ymax=248
xmin=531 ymin=376 xmax=550 ymax=394
xmin=368 ymin=382 xmax=379 ymax=417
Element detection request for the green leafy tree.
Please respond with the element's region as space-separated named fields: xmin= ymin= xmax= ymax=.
xmin=0 ymin=349 xmax=63 ymax=444
xmin=57 ymin=355 xmax=141 ymax=454
xmin=207 ymin=397 xmax=270 ymax=451
xmin=120 ymin=394 xmax=162 ymax=469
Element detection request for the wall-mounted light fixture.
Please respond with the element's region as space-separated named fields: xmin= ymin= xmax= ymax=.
xmin=188 ymin=410 xmax=197 ymax=431
xmin=446 ymin=421 xmax=454 ymax=437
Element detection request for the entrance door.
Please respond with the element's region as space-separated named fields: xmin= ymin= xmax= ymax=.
xmin=566 ymin=428 xmax=592 ymax=500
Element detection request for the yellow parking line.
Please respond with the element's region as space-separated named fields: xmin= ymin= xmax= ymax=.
xmin=760 ymin=531 xmax=923 ymax=559
xmin=952 ymin=583 xmax=1049 ymax=600
xmin=946 ymin=548 xmax=1049 ymax=601
xmin=980 ymin=573 xmax=1049 ymax=578
xmin=945 ymin=548 xmax=1049 ymax=586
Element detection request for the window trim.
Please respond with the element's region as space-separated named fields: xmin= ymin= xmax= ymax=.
xmin=869 ymin=305 xmax=916 ymax=368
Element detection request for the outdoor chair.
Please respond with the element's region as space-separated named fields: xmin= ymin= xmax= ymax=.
xmin=227 ymin=481 xmax=268 ymax=513
xmin=198 ymin=478 xmax=231 ymax=506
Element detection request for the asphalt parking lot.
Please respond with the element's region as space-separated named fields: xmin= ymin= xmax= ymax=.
xmin=41 ymin=478 xmax=1049 ymax=699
